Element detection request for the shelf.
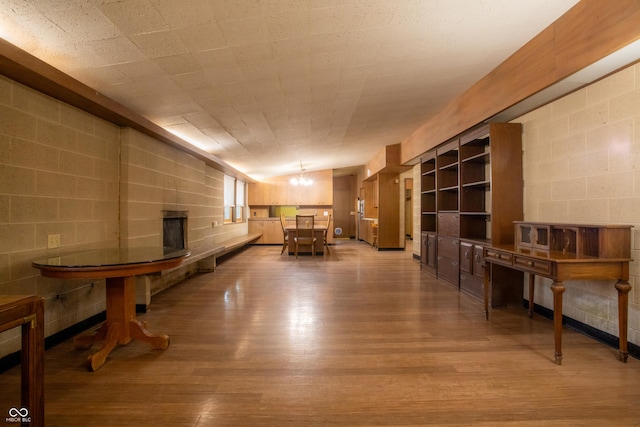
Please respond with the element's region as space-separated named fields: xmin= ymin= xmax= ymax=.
xmin=439 ymin=185 xmax=459 ymax=192
xmin=461 ymin=150 xmax=490 ymax=164
xmin=460 ymin=237 xmax=492 ymax=246
xmin=438 ymin=162 xmax=459 ymax=171
xmin=460 ymin=211 xmax=490 ymax=215
xmin=462 ymin=180 xmax=490 ymax=189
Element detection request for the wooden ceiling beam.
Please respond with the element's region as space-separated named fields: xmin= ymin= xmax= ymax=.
xmin=401 ymin=0 xmax=640 ymax=164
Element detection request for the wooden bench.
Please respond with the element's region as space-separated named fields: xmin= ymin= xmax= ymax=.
xmin=189 ymin=232 xmax=262 ymax=272
xmin=136 ymin=232 xmax=262 ymax=311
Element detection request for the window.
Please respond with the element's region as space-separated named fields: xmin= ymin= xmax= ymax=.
xmin=223 ymin=175 xmax=245 ymax=224
xmin=235 ymin=178 xmax=245 ymax=222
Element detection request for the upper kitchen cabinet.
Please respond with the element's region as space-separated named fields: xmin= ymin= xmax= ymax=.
xmin=249 ymin=169 xmax=333 ymax=206
xmin=288 ymin=169 xmax=333 ymax=205
xmin=248 ymin=180 xmax=287 ymax=205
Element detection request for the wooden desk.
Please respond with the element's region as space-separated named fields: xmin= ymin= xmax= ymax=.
xmin=483 ymin=223 xmax=632 ymax=365
xmin=33 ymin=248 xmax=188 ymax=371
xmin=285 ymin=225 xmax=326 ymax=255
xmin=0 ymin=295 xmax=44 ymax=427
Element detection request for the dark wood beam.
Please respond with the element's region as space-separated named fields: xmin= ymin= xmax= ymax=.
xmin=401 ymin=0 xmax=640 ymax=164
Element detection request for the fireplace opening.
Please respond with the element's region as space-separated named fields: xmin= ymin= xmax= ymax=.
xmin=163 ymin=211 xmax=188 ymax=253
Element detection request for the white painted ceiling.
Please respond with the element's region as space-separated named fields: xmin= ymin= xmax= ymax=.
xmin=0 ymin=0 xmax=579 ymax=179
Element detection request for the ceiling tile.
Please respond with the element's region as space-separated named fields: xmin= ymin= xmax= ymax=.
xmin=0 ymin=0 xmax=582 ymax=178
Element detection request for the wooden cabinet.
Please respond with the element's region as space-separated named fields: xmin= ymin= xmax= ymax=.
xmin=377 ymin=173 xmax=400 ymax=249
xmin=359 ymin=219 xmax=374 ymax=246
xmin=288 ymin=170 xmax=333 ymax=205
xmin=248 ymin=219 xmax=284 ymax=244
xmin=420 ymin=153 xmax=436 ymax=232
xmin=248 ymin=181 xmax=287 ymax=206
xmin=420 ymin=123 xmax=524 ymax=299
xmin=459 ymin=241 xmax=485 ymax=299
xmin=420 ymin=232 xmax=437 ymax=269
xmin=361 ymin=172 xmax=402 ymax=250
xmin=362 ymin=181 xmax=377 ymax=219
xmin=248 ymin=182 xmax=269 ymax=206
xmin=420 ymin=153 xmax=437 ymax=273
xmin=436 ymin=139 xmax=459 ymax=212
xmin=248 ymin=169 xmax=333 ymax=206
xmin=513 ymin=222 xmax=631 ymax=258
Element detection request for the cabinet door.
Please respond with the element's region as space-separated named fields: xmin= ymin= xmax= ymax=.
xmin=249 ymin=181 xmax=288 ymax=205
xmin=472 ymin=245 xmax=485 ymax=279
xmin=421 ymin=232 xmax=428 ymax=264
xmin=427 ymin=234 xmax=437 ymax=268
xmin=263 ymin=221 xmax=284 ymax=244
xmin=460 ymin=241 xmax=473 ymax=273
xmin=437 ymin=255 xmax=459 ymax=285
xmin=459 ymin=274 xmax=483 ymax=300
xmin=287 ymin=170 xmax=333 ymax=205
xmin=437 ymin=213 xmax=459 ymax=237
xmin=248 ymin=182 xmax=268 ymax=205
xmin=437 ymin=236 xmax=459 ymax=260
xmin=269 ymin=181 xmax=287 ymax=205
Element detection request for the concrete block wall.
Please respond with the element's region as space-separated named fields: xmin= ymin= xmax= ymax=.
xmin=0 ymin=74 xmax=248 ymax=359
xmin=120 ymin=127 xmax=248 ymax=301
xmin=517 ymin=63 xmax=640 ymax=346
xmin=0 ymin=75 xmax=120 ymax=357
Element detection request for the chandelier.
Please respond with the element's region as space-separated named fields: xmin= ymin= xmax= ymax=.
xmin=290 ymin=161 xmax=313 ymax=186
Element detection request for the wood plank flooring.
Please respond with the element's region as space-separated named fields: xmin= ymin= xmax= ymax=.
xmin=2 ymin=240 xmax=640 ymax=426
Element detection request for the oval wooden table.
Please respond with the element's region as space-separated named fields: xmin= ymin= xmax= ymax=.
xmin=33 ymin=247 xmax=189 ymax=371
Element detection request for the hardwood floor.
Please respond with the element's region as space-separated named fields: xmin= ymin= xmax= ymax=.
xmin=2 ymin=240 xmax=639 ymax=426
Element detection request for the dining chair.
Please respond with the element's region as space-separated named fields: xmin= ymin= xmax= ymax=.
xmin=294 ymin=214 xmax=316 ymax=258
xmin=323 ymin=214 xmax=332 ymax=255
xmin=280 ymin=214 xmax=288 ymax=255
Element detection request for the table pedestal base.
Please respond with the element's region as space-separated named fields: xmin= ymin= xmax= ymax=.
xmin=72 ymin=276 xmax=169 ymax=371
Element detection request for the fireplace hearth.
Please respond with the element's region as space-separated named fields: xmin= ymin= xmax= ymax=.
xmin=163 ymin=210 xmax=188 ymax=252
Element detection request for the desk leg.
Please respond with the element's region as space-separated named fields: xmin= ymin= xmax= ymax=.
xmin=22 ymin=299 xmax=44 ymax=427
xmin=615 ymin=279 xmax=631 ymax=363
xmin=483 ymin=265 xmax=490 ymax=320
xmin=550 ymin=281 xmax=565 ymax=365
xmin=528 ymin=274 xmax=535 ymax=318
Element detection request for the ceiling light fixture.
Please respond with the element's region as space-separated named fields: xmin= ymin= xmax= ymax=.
xmin=290 ymin=161 xmax=313 ymax=186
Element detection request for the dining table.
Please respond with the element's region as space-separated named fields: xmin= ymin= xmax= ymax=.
xmin=285 ymin=225 xmax=327 ymax=255
xmin=32 ymin=247 xmax=189 ymax=371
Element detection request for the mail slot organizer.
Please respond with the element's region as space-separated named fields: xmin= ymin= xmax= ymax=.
xmin=514 ymin=221 xmax=631 ymax=258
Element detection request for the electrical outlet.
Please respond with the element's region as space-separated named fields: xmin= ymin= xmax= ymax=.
xmin=47 ymin=234 xmax=60 ymax=249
